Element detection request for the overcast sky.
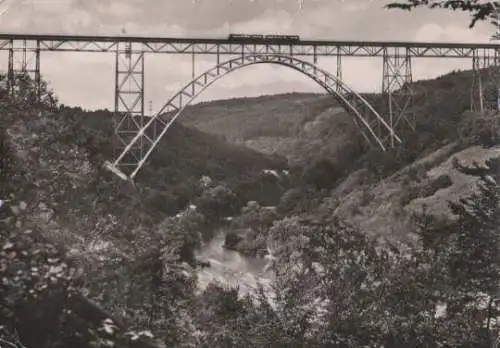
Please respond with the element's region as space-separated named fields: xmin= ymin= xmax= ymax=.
xmin=0 ymin=0 xmax=497 ymax=111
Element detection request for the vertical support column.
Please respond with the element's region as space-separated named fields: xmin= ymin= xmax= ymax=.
xmin=382 ymin=46 xmax=414 ymax=148
xmin=113 ymin=41 xmax=145 ymax=176
xmin=313 ymin=45 xmax=318 ymax=76
xmin=7 ymin=39 xmax=13 ymax=96
xmin=495 ymin=48 xmax=500 ymax=111
xmin=140 ymin=46 xmax=145 ymax=132
xmin=0 ymin=41 xmax=7 ymax=95
xmin=336 ymin=48 xmax=342 ymax=93
xmin=113 ymin=50 xmax=119 ymax=160
xmin=192 ymin=46 xmax=195 ymax=96
xmin=470 ymin=49 xmax=484 ymax=113
xmin=216 ymin=45 xmax=220 ymax=74
xmin=35 ymin=40 xmax=41 ymax=102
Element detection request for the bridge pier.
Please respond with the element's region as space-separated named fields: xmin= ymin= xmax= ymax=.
xmin=7 ymin=39 xmax=41 ymax=101
xmin=113 ymin=42 xmax=146 ymax=175
xmin=470 ymin=48 xmax=500 ymax=112
xmin=382 ymin=47 xmax=414 ymax=148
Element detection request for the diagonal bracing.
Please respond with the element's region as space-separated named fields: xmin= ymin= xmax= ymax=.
xmin=113 ymin=41 xmax=146 ymax=173
xmin=105 ymin=54 xmax=400 ymax=181
xmin=382 ymin=47 xmax=414 ymax=148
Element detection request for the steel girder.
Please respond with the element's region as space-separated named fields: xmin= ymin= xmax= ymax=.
xmin=104 ymin=54 xmax=400 ymax=181
xmin=382 ymin=47 xmax=414 ymax=146
xmin=0 ymin=36 xmax=500 ymax=58
xmin=113 ymin=42 xmax=145 ymax=172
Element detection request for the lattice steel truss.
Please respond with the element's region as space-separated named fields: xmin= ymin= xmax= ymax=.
xmin=113 ymin=42 xmax=146 ymax=174
xmin=104 ymin=54 xmax=401 ymax=181
xmin=7 ymin=39 xmax=40 ymax=99
xmin=382 ymin=47 xmax=414 ymax=148
xmin=1 ymin=33 xmax=500 ymax=59
xmin=470 ymin=48 xmax=500 ymax=113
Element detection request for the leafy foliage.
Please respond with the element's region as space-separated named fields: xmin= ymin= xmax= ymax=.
xmin=224 ymin=201 xmax=280 ymax=256
xmin=193 ymin=184 xmax=238 ymax=237
xmin=56 ymin=105 xmax=289 ymax=219
xmin=0 ymin=227 xmax=75 ymax=348
xmin=385 ymin=0 xmax=499 ymax=30
xmin=446 ymin=157 xmax=500 ymax=295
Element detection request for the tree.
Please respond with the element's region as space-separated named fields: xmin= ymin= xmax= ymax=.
xmin=301 ymin=158 xmax=343 ymax=190
xmin=446 ymin=157 xmax=500 ymax=294
xmin=194 ymin=184 xmax=238 ymax=236
xmin=403 ymin=156 xmax=500 ymax=347
xmin=88 ymin=207 xmax=203 ymax=345
xmin=265 ymin=216 xmax=396 ymax=347
xmin=227 ymin=201 xmax=279 ymax=256
xmin=386 ymin=0 xmax=499 ymax=31
xmin=0 ymin=223 xmax=77 ymax=348
xmin=7 ymin=74 xmax=58 ymax=112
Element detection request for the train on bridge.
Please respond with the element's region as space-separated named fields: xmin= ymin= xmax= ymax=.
xmin=227 ymin=34 xmax=301 ymax=43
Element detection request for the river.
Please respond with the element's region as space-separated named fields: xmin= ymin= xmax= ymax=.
xmin=194 ymin=231 xmax=275 ymax=298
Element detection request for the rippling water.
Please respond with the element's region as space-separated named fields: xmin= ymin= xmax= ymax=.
xmin=194 ymin=232 xmax=275 ymax=297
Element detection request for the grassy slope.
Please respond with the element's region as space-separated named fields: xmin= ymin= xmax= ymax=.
xmin=316 ymin=143 xmax=500 ymax=242
xmin=179 ymin=92 xmax=361 ymax=164
xmin=181 ymin=92 xmax=325 ymax=142
xmin=310 ymin=68 xmax=500 ymax=241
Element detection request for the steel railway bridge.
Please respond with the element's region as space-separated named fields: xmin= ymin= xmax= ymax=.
xmin=0 ymin=33 xmax=498 ymax=181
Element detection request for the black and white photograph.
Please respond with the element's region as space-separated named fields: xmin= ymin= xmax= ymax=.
xmin=1 ymin=0 xmax=500 ymax=347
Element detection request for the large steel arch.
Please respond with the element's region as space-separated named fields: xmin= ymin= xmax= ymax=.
xmin=104 ymin=54 xmax=401 ymax=181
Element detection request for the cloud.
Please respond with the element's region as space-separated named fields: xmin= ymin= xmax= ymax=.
xmin=97 ymin=1 xmax=142 ymax=18
xmin=410 ymin=21 xmax=493 ymax=81
xmin=414 ymin=22 xmax=490 ymax=43
xmin=230 ymin=9 xmax=296 ymax=33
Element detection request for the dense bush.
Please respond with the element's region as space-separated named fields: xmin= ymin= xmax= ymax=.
xmin=400 ymin=173 xmax=453 ymax=206
xmin=301 ymin=158 xmax=344 ymax=190
xmin=457 ymin=110 xmax=500 ymax=148
xmin=0 ymin=213 xmax=81 ymax=348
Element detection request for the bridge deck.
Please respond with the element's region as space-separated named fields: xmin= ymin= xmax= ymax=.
xmin=0 ymin=33 xmax=498 ymax=57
